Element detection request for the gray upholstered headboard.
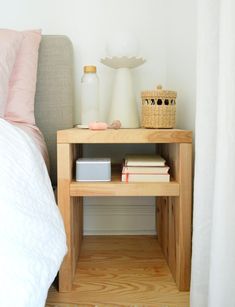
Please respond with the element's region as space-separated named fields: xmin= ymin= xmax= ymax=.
xmin=35 ymin=35 xmax=74 ymax=185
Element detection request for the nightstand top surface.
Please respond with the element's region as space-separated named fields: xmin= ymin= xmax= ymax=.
xmin=57 ymin=128 xmax=192 ymax=144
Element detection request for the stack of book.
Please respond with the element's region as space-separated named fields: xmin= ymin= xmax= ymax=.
xmin=121 ymin=154 xmax=170 ymax=182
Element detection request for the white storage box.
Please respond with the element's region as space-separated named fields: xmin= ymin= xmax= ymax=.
xmin=76 ymin=158 xmax=111 ymax=182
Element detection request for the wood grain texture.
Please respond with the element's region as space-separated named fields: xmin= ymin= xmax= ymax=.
xmin=176 ymin=143 xmax=192 ymax=290
xmin=57 ymin=128 xmax=192 ymax=144
xmin=57 ymin=143 xmax=83 ymax=292
xmin=168 ymin=197 xmax=176 ymax=280
xmin=156 ymin=197 xmax=169 ymax=259
xmin=46 ymin=236 xmax=189 ymax=307
xmin=70 ymin=178 xmax=180 ymax=197
xmin=157 ymin=143 xmax=192 ymax=291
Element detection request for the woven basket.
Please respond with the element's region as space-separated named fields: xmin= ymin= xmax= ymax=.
xmin=141 ymin=85 xmax=177 ymax=128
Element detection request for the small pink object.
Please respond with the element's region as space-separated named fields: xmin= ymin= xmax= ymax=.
xmin=109 ymin=120 xmax=121 ymax=129
xmin=88 ymin=122 xmax=108 ymax=130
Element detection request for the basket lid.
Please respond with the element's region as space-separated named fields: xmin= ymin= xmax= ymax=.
xmin=141 ymin=84 xmax=177 ymax=99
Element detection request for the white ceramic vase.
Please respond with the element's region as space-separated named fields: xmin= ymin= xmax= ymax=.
xmin=100 ymin=56 xmax=145 ymax=128
xmin=109 ymin=67 xmax=138 ymax=128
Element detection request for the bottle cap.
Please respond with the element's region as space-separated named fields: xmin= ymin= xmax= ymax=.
xmin=84 ymin=66 xmax=96 ymax=73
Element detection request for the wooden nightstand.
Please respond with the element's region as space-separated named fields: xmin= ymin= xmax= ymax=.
xmin=57 ymin=128 xmax=192 ymax=292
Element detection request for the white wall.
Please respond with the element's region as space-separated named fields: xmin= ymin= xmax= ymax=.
xmin=0 ymin=0 xmax=167 ymax=122
xmin=165 ymin=0 xmax=197 ymax=132
xmin=1 ymin=0 xmax=196 ymax=234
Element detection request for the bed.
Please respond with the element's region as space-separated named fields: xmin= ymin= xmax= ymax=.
xmin=0 ymin=33 xmax=74 ymax=307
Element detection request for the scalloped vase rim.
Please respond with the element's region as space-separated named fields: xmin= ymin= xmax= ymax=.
xmin=101 ymin=55 xmax=145 ymax=61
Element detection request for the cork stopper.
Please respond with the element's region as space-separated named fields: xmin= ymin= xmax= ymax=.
xmin=84 ymin=66 xmax=96 ymax=73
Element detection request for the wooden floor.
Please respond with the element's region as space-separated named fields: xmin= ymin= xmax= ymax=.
xmin=46 ymin=236 xmax=189 ymax=307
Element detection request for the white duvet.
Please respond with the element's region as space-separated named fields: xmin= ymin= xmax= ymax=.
xmin=0 ymin=119 xmax=67 ymax=307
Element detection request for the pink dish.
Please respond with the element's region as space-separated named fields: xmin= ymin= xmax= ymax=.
xmin=88 ymin=122 xmax=108 ymax=130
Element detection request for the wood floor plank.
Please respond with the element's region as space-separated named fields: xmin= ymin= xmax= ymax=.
xmin=46 ymin=236 xmax=189 ymax=307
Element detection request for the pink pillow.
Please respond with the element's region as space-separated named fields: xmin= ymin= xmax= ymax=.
xmin=0 ymin=29 xmax=23 ymax=117
xmin=5 ymin=30 xmax=41 ymax=125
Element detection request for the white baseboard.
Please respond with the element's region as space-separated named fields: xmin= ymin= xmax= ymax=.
xmin=84 ymin=230 xmax=156 ymax=235
xmin=84 ymin=196 xmax=156 ymax=235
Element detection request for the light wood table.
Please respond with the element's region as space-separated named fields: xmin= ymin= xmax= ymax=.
xmin=57 ymin=128 xmax=193 ymax=292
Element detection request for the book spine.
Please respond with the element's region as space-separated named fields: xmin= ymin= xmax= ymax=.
xmin=122 ymin=166 xmax=170 ymax=175
xmin=122 ymin=173 xmax=129 ymax=183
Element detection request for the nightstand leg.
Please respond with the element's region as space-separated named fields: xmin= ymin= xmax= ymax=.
xmin=157 ymin=143 xmax=192 ymax=291
xmin=57 ymin=143 xmax=83 ymax=292
xmin=175 ymin=143 xmax=192 ymax=290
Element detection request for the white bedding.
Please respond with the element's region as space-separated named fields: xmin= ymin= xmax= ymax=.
xmin=7 ymin=121 xmax=50 ymax=169
xmin=0 ymin=119 xmax=67 ymax=307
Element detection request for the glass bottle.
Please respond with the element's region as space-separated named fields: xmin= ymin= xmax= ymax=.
xmin=80 ymin=65 xmax=99 ymax=125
